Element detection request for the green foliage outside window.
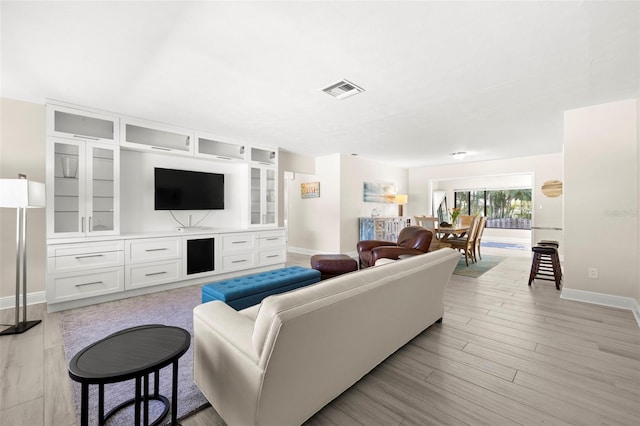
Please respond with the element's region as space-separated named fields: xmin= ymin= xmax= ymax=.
xmin=454 ymin=189 xmax=532 ymax=229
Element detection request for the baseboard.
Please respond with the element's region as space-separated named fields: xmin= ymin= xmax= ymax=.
xmin=0 ymin=291 xmax=46 ymax=310
xmin=288 ymin=246 xmax=322 ymax=256
xmin=288 ymin=247 xmax=358 ymax=259
xmin=561 ymin=288 xmax=640 ymax=328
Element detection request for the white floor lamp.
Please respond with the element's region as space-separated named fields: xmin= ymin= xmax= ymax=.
xmin=0 ymin=174 xmax=45 ymax=335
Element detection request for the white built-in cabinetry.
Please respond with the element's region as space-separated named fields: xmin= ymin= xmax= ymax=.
xmin=249 ymin=146 xmax=277 ymax=226
xmin=46 ymin=241 xmax=125 ymax=304
xmin=124 ymin=237 xmax=183 ymax=290
xmin=46 ymin=107 xmax=120 ymax=238
xmin=196 ymin=134 xmax=246 ymax=161
xmin=45 ymin=101 xmax=283 ymax=311
xmin=47 ymin=105 xmax=119 ymax=143
xmin=47 ymin=229 xmax=286 ymax=311
xmin=120 ymin=117 xmax=195 ymax=156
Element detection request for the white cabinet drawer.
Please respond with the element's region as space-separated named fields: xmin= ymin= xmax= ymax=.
xmin=221 ymin=233 xmax=256 ymax=252
xmin=48 ymin=250 xmax=124 ymax=274
xmin=258 ymin=229 xmax=285 ymax=239
xmin=259 ymin=235 xmax=285 ymax=249
xmin=47 ymin=240 xmax=124 ymax=258
xmin=48 ymin=267 xmax=124 ymax=303
xmin=259 ymin=248 xmax=286 ymax=265
xmin=222 ymin=252 xmax=256 ymax=272
xmin=126 ymin=237 xmax=182 ymax=264
xmin=125 ymin=260 xmax=182 ymax=290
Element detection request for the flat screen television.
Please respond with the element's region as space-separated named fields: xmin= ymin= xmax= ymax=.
xmin=154 ymin=168 xmax=224 ymax=210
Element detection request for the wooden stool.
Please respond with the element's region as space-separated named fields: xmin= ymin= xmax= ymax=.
xmin=528 ymin=245 xmax=562 ymax=290
xmin=538 ymin=240 xmax=559 ymax=248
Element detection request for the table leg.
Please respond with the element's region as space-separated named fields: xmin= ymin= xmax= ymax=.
xmin=135 ymin=376 xmax=141 ymax=426
xmin=144 ymin=374 xmax=149 ymax=426
xmin=171 ymin=359 xmax=179 ymax=425
xmin=98 ymin=383 xmax=104 ymax=425
xmin=81 ymin=383 xmax=89 ymax=426
xmin=154 ymin=369 xmax=160 ymax=397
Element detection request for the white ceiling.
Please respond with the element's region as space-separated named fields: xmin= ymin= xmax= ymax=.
xmin=2 ymin=1 xmax=639 ymax=168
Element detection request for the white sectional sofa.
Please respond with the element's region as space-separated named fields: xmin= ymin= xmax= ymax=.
xmin=193 ymin=248 xmax=460 ymax=426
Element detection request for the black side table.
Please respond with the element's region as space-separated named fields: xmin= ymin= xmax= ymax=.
xmin=68 ymin=324 xmax=191 ymax=426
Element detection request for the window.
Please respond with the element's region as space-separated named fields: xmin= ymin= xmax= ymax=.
xmin=454 ymin=189 xmax=532 ymax=229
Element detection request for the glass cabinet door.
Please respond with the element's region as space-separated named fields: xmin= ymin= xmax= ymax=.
xmin=264 ymin=168 xmax=276 ymax=225
xmin=52 ymin=140 xmax=85 ymax=235
xmin=250 ymin=167 xmax=262 ymax=225
xmin=86 ymin=145 xmax=117 ymax=234
xmin=249 ymin=166 xmax=277 ymax=226
xmin=47 ymin=138 xmax=119 ymax=238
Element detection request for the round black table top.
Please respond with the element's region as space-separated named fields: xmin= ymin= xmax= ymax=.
xmin=68 ymin=324 xmax=190 ymax=384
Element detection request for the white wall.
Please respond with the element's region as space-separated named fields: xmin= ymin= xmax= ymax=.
xmin=339 ymin=154 xmax=408 ymax=252
xmin=120 ymin=150 xmax=247 ymax=233
xmin=0 ymin=98 xmax=47 ymax=298
xmin=409 ymin=153 xmax=564 ymax=250
xmin=564 ymin=99 xmax=637 ymax=300
xmin=278 ymin=151 xmax=316 ymax=228
xmin=282 ymin=153 xmax=408 ymax=254
xmin=286 ymin=172 xmax=325 ymax=252
xmin=637 ymin=100 xmax=640 ymax=307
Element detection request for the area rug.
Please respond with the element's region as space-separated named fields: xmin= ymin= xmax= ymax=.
xmin=59 ymin=285 xmax=209 ymax=425
xmin=453 ymin=254 xmax=505 ymax=278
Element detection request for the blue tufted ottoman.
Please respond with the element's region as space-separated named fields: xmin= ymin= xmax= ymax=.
xmin=201 ymin=266 xmax=321 ymax=310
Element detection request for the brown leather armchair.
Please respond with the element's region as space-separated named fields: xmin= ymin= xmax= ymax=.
xmin=356 ymin=226 xmax=433 ymax=268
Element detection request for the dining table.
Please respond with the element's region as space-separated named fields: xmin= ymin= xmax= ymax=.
xmin=435 ymin=225 xmax=470 ymax=241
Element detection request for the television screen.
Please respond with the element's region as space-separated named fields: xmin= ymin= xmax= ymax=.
xmin=154 ymin=168 xmax=224 ymax=210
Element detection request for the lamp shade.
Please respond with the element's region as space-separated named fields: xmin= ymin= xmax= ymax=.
xmin=0 ymin=179 xmax=46 ymax=208
xmin=395 ymin=194 xmax=408 ymax=204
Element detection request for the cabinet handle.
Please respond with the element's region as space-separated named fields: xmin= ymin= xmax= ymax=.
xmin=216 ymin=156 xmax=232 ymax=160
xmin=81 ymin=217 xmax=85 ymax=233
xmin=231 ymin=259 xmax=247 ymax=264
xmin=232 ymin=241 xmax=247 ymax=244
xmin=145 ymin=248 xmax=168 ymax=252
xmin=266 ymin=238 xmax=279 ymax=241
xmin=75 ymin=254 xmax=104 ymax=259
xmin=73 ymin=134 xmax=99 ymax=140
xmin=75 ymin=281 xmax=103 ymax=287
xmin=145 ymin=271 xmax=167 ymax=277
xmin=151 ymin=146 xmax=171 ymax=151
xmin=266 ymin=254 xmax=280 ymax=258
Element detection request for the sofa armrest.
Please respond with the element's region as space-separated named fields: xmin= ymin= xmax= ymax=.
xmin=194 ymin=301 xmax=258 ymax=362
xmin=356 ymin=239 xmax=396 ymax=253
xmin=194 ymin=301 xmax=263 ymax=425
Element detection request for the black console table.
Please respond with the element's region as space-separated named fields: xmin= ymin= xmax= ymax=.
xmin=68 ymin=324 xmax=190 ymax=426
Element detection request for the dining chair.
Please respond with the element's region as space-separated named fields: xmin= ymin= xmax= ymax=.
xmin=473 ymin=216 xmax=488 ymax=261
xmin=414 ymin=215 xmax=438 ymax=231
xmin=448 ymin=216 xmax=481 ymax=266
xmin=458 ymin=214 xmax=474 ymax=227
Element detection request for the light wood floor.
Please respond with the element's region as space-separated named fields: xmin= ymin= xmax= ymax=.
xmin=2 ymin=249 xmax=639 ymax=425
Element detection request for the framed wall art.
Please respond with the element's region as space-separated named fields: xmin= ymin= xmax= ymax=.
xmin=363 ymin=181 xmax=396 ymax=203
xmin=301 ymin=182 xmax=320 ymax=198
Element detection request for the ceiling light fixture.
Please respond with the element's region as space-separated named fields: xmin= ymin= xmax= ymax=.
xmin=321 ymin=79 xmax=365 ymax=100
xmin=451 ymin=151 xmax=467 ymax=160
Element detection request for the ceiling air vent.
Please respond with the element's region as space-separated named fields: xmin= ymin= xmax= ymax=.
xmin=321 ymin=79 xmax=365 ymax=100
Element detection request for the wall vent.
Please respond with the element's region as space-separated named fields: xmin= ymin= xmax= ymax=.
xmin=321 ymin=79 xmax=365 ymax=100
